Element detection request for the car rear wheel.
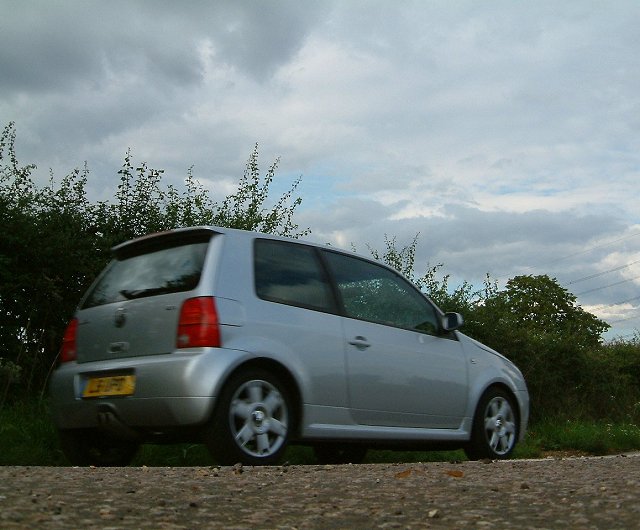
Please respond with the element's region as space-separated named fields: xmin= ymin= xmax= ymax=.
xmin=465 ymin=388 xmax=518 ymax=460
xmin=206 ymin=369 xmax=292 ymax=466
xmin=58 ymin=429 xmax=139 ymax=466
xmin=313 ymin=443 xmax=368 ymax=464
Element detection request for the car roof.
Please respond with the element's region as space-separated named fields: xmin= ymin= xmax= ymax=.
xmin=112 ymin=225 xmax=369 ymax=261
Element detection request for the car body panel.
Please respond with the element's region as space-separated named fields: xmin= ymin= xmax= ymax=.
xmin=50 ymin=346 xmax=256 ymax=429
xmin=76 ymin=293 xmax=183 ymax=362
xmin=343 ymin=317 xmax=468 ymax=428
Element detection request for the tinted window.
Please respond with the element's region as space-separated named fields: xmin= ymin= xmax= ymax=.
xmin=323 ymin=251 xmax=439 ymax=334
xmin=254 ymin=240 xmax=336 ymax=312
xmin=82 ymin=242 xmax=208 ymax=308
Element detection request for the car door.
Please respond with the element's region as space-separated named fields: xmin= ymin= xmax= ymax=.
xmin=322 ymin=250 xmax=468 ymax=429
xmin=252 ymin=239 xmax=349 ymax=410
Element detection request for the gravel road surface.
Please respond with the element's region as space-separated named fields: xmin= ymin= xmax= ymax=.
xmin=1 ymin=454 xmax=639 ymax=528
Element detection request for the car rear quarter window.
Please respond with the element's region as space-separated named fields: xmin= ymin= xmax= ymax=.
xmin=82 ymin=241 xmax=209 ymax=308
xmin=254 ymin=239 xmax=337 ymax=313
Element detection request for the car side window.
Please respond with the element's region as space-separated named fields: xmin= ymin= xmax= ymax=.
xmin=254 ymin=239 xmax=337 ymax=313
xmin=323 ymin=250 xmax=440 ymax=334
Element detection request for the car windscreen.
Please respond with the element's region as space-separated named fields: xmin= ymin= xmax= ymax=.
xmin=81 ymin=241 xmax=209 ymax=308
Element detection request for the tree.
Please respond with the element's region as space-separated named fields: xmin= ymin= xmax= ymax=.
xmin=469 ymin=275 xmax=610 ymax=420
xmin=211 ymin=144 xmax=307 ymax=237
xmin=469 ymin=274 xmax=608 ymax=351
xmin=96 ymin=143 xmax=308 ymax=252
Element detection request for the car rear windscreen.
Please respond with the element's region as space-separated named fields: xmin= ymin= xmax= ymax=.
xmin=81 ymin=241 xmax=209 ymax=308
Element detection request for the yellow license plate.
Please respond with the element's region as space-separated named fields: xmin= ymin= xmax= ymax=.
xmin=83 ymin=375 xmax=136 ymax=398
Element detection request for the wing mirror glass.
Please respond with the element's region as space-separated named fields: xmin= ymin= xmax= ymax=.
xmin=442 ymin=312 xmax=464 ymax=332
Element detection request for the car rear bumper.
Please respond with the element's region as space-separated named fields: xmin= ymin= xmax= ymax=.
xmin=50 ymin=348 xmax=243 ymax=430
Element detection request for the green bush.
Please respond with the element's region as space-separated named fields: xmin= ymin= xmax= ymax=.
xmin=0 ymin=122 xmax=307 ymax=402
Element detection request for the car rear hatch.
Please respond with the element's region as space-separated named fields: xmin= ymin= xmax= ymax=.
xmin=75 ymin=228 xmax=218 ymax=363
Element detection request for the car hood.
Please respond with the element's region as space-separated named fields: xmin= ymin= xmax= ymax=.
xmin=458 ymin=333 xmax=506 ymax=360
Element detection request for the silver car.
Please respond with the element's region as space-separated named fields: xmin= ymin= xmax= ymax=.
xmin=50 ymin=226 xmax=529 ymax=466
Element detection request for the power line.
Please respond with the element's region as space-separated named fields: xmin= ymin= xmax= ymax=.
xmin=490 ymin=231 xmax=640 ymax=288
xmin=480 ymin=231 xmax=640 ymax=336
xmin=576 ymin=274 xmax=640 ymax=296
xmin=608 ymin=313 xmax=640 ymax=324
xmin=590 ymin=294 xmax=640 ymax=310
xmin=566 ymin=259 xmax=640 ymax=286
xmin=539 ymin=233 xmax=640 ymax=336
xmin=538 ymin=231 xmax=640 ymax=268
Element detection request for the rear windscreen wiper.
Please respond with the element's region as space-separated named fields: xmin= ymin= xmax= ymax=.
xmin=119 ymin=287 xmax=173 ymax=299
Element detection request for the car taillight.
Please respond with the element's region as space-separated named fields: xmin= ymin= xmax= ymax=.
xmin=59 ymin=318 xmax=78 ymax=363
xmin=177 ymin=297 xmax=221 ymax=348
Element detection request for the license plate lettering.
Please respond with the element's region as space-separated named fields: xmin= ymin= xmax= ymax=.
xmin=83 ymin=375 xmax=135 ymax=398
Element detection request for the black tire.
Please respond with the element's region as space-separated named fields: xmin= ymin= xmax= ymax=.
xmin=465 ymin=387 xmax=519 ymax=460
xmin=313 ymin=443 xmax=368 ymax=464
xmin=58 ymin=429 xmax=139 ymax=466
xmin=206 ymin=369 xmax=293 ymax=466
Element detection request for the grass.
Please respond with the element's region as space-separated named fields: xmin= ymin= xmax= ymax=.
xmin=521 ymin=419 xmax=640 ymax=456
xmin=2 ymin=399 xmax=639 ymax=466
xmin=0 ymin=399 xmax=67 ymax=466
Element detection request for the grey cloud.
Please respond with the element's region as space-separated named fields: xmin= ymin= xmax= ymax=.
xmin=0 ymin=2 xmax=204 ymax=94
xmin=0 ymin=0 xmax=331 ymax=95
xmin=0 ymin=0 xmax=333 ymax=185
xmin=204 ymin=1 xmax=331 ymax=81
xmin=303 ymin=199 xmax=629 ymax=288
xmin=301 ymin=196 xmax=397 ymax=238
xmin=413 ymin=205 xmax=626 ymax=277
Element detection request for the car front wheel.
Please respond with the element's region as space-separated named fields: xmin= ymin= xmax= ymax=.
xmin=206 ymin=369 xmax=292 ymax=466
xmin=465 ymin=388 xmax=518 ymax=460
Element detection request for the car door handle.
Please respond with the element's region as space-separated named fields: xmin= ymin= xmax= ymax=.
xmin=348 ymin=336 xmax=371 ymax=350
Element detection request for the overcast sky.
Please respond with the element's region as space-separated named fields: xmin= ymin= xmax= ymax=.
xmin=2 ymin=1 xmax=639 ymax=340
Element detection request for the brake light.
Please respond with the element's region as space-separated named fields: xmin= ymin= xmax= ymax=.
xmin=177 ymin=297 xmax=221 ymax=348
xmin=60 ymin=318 xmax=79 ymax=363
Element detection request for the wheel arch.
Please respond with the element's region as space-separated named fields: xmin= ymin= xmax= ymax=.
xmin=215 ymin=357 xmax=304 ymax=439
xmin=473 ymin=382 xmax=521 ymax=428
xmin=465 ymin=383 xmax=522 ymax=460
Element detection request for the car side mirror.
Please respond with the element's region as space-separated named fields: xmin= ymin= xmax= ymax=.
xmin=441 ymin=312 xmax=464 ymax=332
